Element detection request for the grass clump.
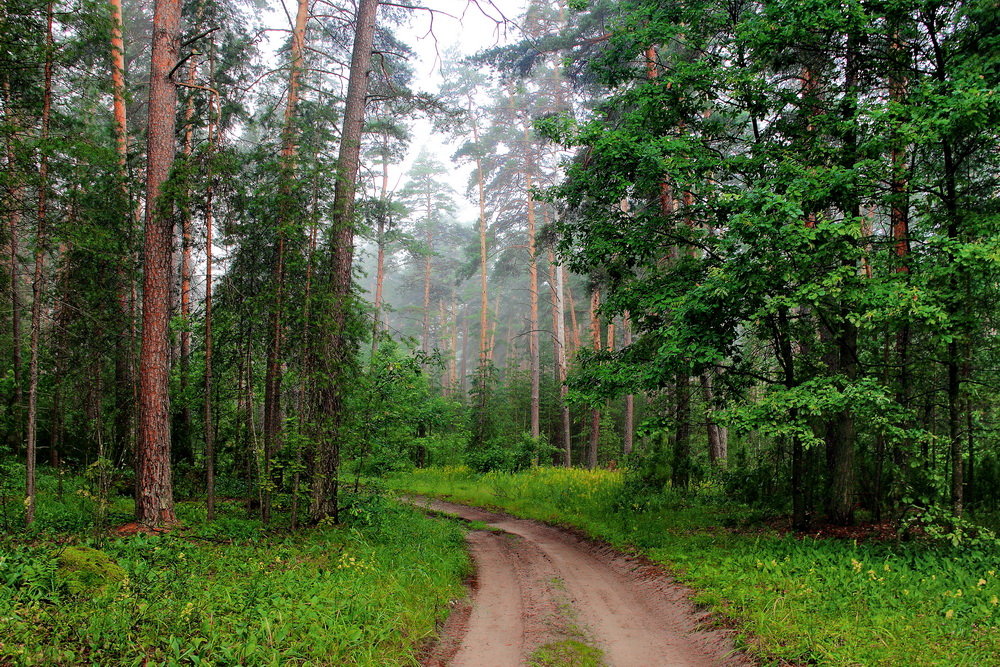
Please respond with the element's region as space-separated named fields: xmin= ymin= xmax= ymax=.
xmin=529 ymin=639 xmax=604 ymax=666
xmin=389 ymin=465 xmax=1000 ymax=666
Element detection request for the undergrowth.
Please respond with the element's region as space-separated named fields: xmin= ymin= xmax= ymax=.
xmin=1 ymin=470 xmax=469 ymax=666
xmin=390 ymin=465 xmax=1000 ymax=666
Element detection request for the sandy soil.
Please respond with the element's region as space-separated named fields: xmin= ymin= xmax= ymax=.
xmin=414 ymin=497 xmax=751 ymax=667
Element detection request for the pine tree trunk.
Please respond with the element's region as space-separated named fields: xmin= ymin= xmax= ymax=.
xmin=4 ymin=83 xmax=24 ymax=454
xmin=700 ymin=373 xmax=727 ymax=464
xmin=370 ymin=142 xmax=390 ymax=357
xmin=109 ymin=0 xmax=136 ymax=457
xmin=548 ymin=248 xmax=570 ymax=465
xmin=177 ymin=49 xmax=198 ymax=465
xmin=421 ymin=182 xmax=434 ymax=359
xmin=623 ymin=312 xmax=634 ymax=456
xmin=203 ymin=50 xmax=217 ymax=521
xmin=525 ymin=167 xmax=540 ymax=440
xmin=470 ymin=100 xmax=489 ymax=364
xmin=263 ymin=0 xmax=309 ymax=523
xmin=587 ymin=288 xmax=601 ymax=469
xmin=312 ymin=0 xmax=378 ymax=522
xmin=25 ymin=1 xmax=54 ymax=526
xmin=136 ymin=0 xmax=182 ymax=527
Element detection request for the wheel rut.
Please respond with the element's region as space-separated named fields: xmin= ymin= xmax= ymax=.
xmin=414 ymin=497 xmax=751 ymax=667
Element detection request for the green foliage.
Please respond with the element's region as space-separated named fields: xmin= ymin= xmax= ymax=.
xmin=466 ymin=432 xmax=553 ymax=474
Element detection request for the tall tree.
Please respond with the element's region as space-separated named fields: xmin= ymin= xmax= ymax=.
xmin=136 ymin=0 xmax=182 ymax=527
xmin=311 ymin=0 xmax=379 ymax=522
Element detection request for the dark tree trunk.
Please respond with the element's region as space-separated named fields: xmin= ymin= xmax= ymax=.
xmin=311 ymin=0 xmax=378 ymax=522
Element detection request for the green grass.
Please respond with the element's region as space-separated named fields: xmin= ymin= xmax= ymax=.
xmin=389 ymin=465 xmax=1000 ymax=666
xmin=529 ymin=639 xmax=604 ymax=666
xmin=1 ymin=471 xmax=470 ymax=666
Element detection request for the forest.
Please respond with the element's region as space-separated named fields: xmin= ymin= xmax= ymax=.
xmin=2 ymin=0 xmax=1000 ymax=664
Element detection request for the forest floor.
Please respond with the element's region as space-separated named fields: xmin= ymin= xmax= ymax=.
xmin=413 ymin=496 xmax=749 ymax=667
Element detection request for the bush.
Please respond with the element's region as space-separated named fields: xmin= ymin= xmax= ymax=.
xmin=466 ymin=433 xmax=553 ymax=473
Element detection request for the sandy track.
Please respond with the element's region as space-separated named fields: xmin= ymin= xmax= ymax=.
xmin=414 ymin=497 xmax=750 ymax=667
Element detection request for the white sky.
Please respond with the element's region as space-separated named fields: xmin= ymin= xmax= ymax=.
xmin=386 ymin=0 xmax=528 ymax=223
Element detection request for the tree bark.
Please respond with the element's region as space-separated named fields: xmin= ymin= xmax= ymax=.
xmin=136 ymin=0 xmax=182 ymax=527
xmin=370 ymin=140 xmax=390 ymax=357
xmin=623 ymin=312 xmax=634 ymax=456
xmin=587 ymin=288 xmax=601 ymax=468
xmin=203 ymin=47 xmax=218 ymax=521
xmin=3 ymin=83 xmax=24 ymax=455
xmin=701 ymin=372 xmax=727 ymax=464
xmin=25 ymin=1 xmax=54 ymax=526
xmin=548 ymin=247 xmax=570 ymax=465
xmin=525 ymin=164 xmax=540 ymax=440
xmin=312 ymin=0 xmax=378 ymax=522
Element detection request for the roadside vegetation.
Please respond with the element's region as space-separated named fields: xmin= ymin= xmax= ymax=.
xmin=0 ymin=466 xmax=468 ymax=665
xmin=391 ymin=466 xmax=1000 ymax=666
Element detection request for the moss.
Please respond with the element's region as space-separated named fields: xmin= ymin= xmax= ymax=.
xmin=529 ymin=639 xmax=605 ymax=667
xmin=54 ymin=546 xmax=126 ymax=596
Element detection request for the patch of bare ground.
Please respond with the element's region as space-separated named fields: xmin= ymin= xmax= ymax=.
xmin=412 ymin=497 xmax=752 ymax=667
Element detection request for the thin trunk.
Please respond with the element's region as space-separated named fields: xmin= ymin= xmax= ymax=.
xmin=109 ymin=0 xmax=136 ymax=457
xmin=459 ymin=311 xmax=469 ymax=393
xmin=700 ymin=372 xmax=727 ymax=464
xmin=177 ymin=44 xmax=199 ymax=465
xmin=370 ymin=141 xmax=389 ymax=357
xmin=566 ymin=280 xmax=581 ymax=356
xmin=136 ymin=0 xmax=182 ymax=527
xmin=889 ymin=26 xmax=911 ymax=500
xmin=421 ymin=188 xmax=433 ymax=356
xmin=203 ymin=47 xmax=217 ymax=521
xmin=525 ymin=165 xmax=540 ymax=440
xmin=470 ymin=100 xmax=489 ymax=364
xmin=548 ymin=248 xmax=570 ymax=465
xmin=622 ymin=313 xmax=634 ymax=456
xmin=263 ymin=0 xmax=309 ymax=523
xmin=587 ymin=288 xmax=601 ymax=468
xmin=4 ymin=83 xmax=23 ymax=453
xmin=25 ymin=1 xmax=54 ymax=526
xmin=312 ymin=0 xmax=378 ymax=522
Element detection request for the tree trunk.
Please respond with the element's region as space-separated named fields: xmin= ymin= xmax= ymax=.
xmin=548 ymin=248 xmax=570 ymax=465
xmin=700 ymin=372 xmax=727 ymax=464
xmin=203 ymin=47 xmax=218 ymax=521
xmin=525 ymin=165 xmax=540 ymax=440
xmin=623 ymin=313 xmax=634 ymax=456
xmin=136 ymin=0 xmax=182 ymax=527
xmin=109 ymin=0 xmax=137 ymax=457
xmin=312 ymin=0 xmax=378 ymax=522
xmin=370 ymin=141 xmax=390 ymax=357
xmin=3 ymin=83 xmax=24 ymax=455
xmin=25 ymin=1 xmax=54 ymax=526
xmin=421 ymin=188 xmax=433 ymax=356
xmin=176 ymin=45 xmax=199 ymax=466
xmin=262 ymin=0 xmax=309 ymax=523
xmin=587 ymin=288 xmax=601 ymax=468
xmin=470 ymin=101 xmax=489 ymax=364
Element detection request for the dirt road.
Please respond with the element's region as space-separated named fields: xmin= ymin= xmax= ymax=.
xmin=414 ymin=497 xmax=750 ymax=667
